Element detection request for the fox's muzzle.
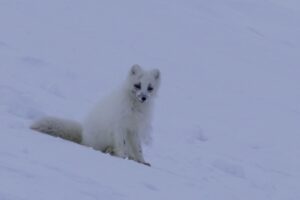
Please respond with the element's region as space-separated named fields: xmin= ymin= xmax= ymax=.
xmin=137 ymin=93 xmax=148 ymax=103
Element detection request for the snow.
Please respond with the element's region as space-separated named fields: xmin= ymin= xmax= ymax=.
xmin=1 ymin=0 xmax=300 ymax=199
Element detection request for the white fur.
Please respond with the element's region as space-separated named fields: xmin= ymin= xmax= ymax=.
xmin=30 ymin=116 xmax=82 ymax=143
xmin=30 ymin=64 xmax=161 ymax=166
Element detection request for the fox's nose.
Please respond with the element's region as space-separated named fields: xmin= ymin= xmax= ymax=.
xmin=141 ymin=96 xmax=147 ymax=102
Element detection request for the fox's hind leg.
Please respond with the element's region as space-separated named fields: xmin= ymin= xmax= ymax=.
xmin=104 ymin=146 xmax=114 ymax=155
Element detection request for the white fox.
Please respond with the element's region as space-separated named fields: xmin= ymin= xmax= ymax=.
xmin=31 ymin=64 xmax=161 ymax=166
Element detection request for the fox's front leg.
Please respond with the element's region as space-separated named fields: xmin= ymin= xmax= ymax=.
xmin=112 ymin=129 xmax=128 ymax=159
xmin=127 ymin=131 xmax=151 ymax=166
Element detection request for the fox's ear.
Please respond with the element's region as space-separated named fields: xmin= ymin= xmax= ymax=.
xmin=152 ymin=69 xmax=160 ymax=80
xmin=130 ymin=64 xmax=142 ymax=76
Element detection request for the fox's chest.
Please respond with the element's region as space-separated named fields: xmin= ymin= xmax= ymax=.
xmin=119 ymin=109 xmax=146 ymax=131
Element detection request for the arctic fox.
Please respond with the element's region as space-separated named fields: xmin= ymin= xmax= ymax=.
xmin=31 ymin=64 xmax=161 ymax=166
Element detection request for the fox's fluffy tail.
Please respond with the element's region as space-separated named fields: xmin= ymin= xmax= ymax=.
xmin=30 ymin=116 xmax=83 ymax=144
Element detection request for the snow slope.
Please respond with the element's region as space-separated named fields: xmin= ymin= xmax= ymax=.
xmin=1 ymin=0 xmax=300 ymax=199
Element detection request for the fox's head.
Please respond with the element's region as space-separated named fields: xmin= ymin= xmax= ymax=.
xmin=127 ymin=64 xmax=161 ymax=103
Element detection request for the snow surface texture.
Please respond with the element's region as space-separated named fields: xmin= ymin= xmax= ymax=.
xmin=1 ymin=0 xmax=300 ymax=199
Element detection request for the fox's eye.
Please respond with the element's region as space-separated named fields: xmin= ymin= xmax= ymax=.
xmin=134 ymin=83 xmax=141 ymax=90
xmin=147 ymin=85 xmax=153 ymax=92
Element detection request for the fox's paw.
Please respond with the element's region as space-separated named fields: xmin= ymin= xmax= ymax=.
xmin=140 ymin=161 xmax=151 ymax=167
xmin=130 ymin=158 xmax=151 ymax=167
